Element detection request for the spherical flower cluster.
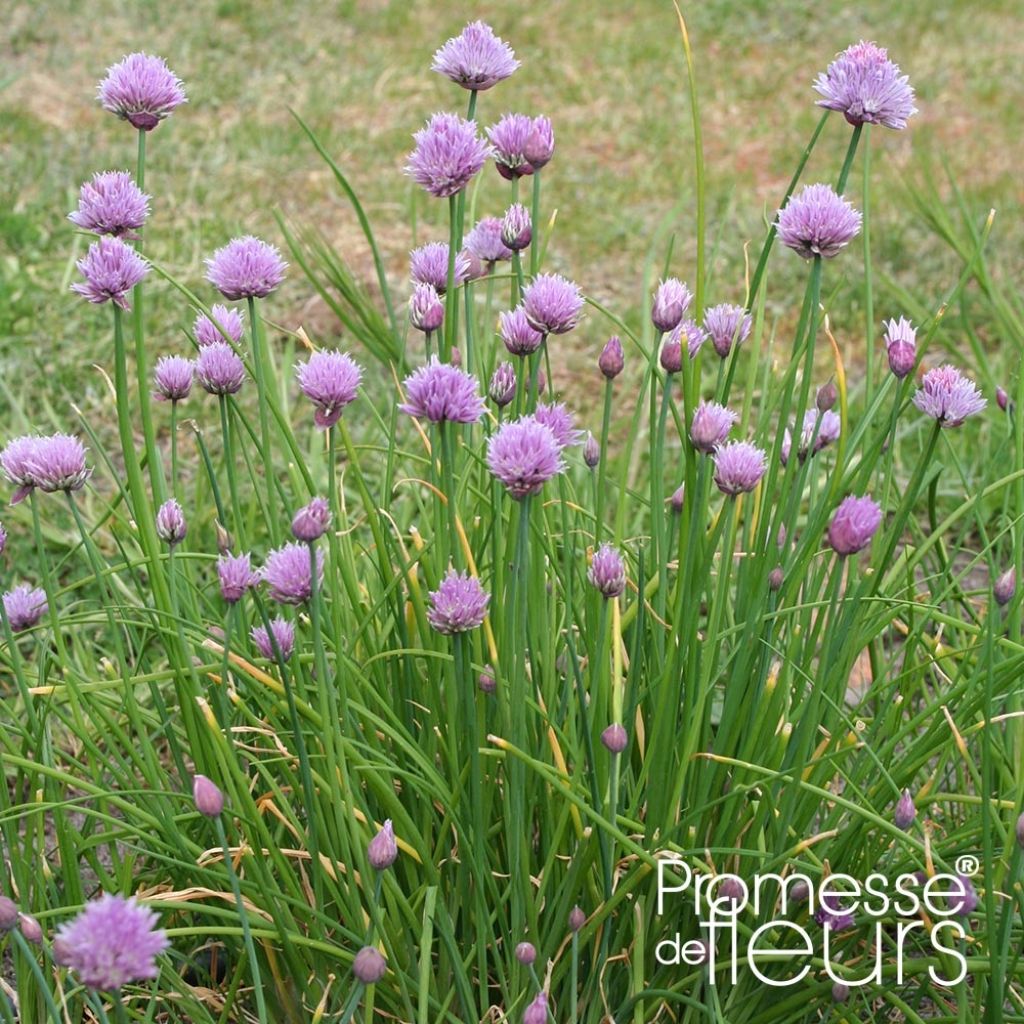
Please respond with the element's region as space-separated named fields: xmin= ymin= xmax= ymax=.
xmin=196 ymin=343 xmax=246 ymax=396
xmin=409 ymin=284 xmax=445 ymax=333
xmin=195 ymin=304 xmax=245 ymax=347
xmin=399 ymin=358 xmax=485 ymax=424
xmin=25 ymin=434 xmax=91 ymax=495
xmin=431 ymin=20 xmax=519 ymax=92
xmin=464 ymin=217 xmax=513 ymax=266
xmin=54 ymin=893 xmax=168 ymax=990
xmin=500 ymin=307 xmax=544 ymax=356
xmin=295 ymin=349 xmax=362 ymax=429
xmin=776 ymin=184 xmax=862 ymax=260
xmin=155 ymin=499 xmax=187 ymax=546
xmin=69 ymin=171 xmax=150 ymax=237
xmin=152 ymin=355 xmax=194 ymax=402
xmin=410 ymin=242 xmax=471 ymax=293
xmin=814 ymin=40 xmax=917 ymax=130
xmin=97 ymin=52 xmax=186 ymax=131
xmin=217 ymin=552 xmax=259 ymax=604
xmin=487 ymin=417 xmax=565 ymax=498
xmin=427 ymin=569 xmax=490 ymax=634
xmin=352 ymin=946 xmax=388 ymax=984
xmin=405 ymin=112 xmax=491 ymax=199
xmin=781 ymin=408 xmax=841 ymax=465
xmin=0 ymin=436 xmax=42 ymax=505
xmin=651 ymin=278 xmax=692 ymax=333
xmin=205 ymin=236 xmax=287 ymax=300
xmin=912 ymin=365 xmax=986 ymax=428
xmin=262 ymin=542 xmax=325 ymax=605
xmin=712 ymin=441 xmax=767 ymax=496
xmin=291 ymin=496 xmax=332 ymax=542
xmin=3 ymin=584 xmax=48 ymax=632
xmin=533 ymin=402 xmax=583 ymax=449
xmin=487 ymin=113 xmax=535 ymax=179
xmin=522 ymin=273 xmax=584 ymax=335
xmin=703 ymin=304 xmax=752 ymax=358
xmin=251 ymin=616 xmax=295 ymax=662
xmin=827 ymin=495 xmax=882 ymax=556
xmin=588 ymin=544 xmax=626 ymax=599
xmin=72 ymin=236 xmax=149 ymax=309
xmin=601 ymin=723 xmax=629 ymax=754
xmin=815 ymin=893 xmax=855 ymax=932
xmin=690 ymin=401 xmax=738 ymax=454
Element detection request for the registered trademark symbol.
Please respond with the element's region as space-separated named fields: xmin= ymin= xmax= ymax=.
xmin=955 ymin=854 xmax=980 ymax=876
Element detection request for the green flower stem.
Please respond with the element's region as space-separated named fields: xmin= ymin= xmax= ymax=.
xmin=529 ymin=171 xmax=542 ymax=277
xmin=246 ymin=296 xmax=279 ymax=540
xmin=218 ymin=395 xmax=244 ymax=546
xmin=170 ymin=401 xmax=180 ymax=501
xmin=594 ymin=379 xmax=614 ymax=544
xmin=444 ymin=195 xmax=459 ymax=360
xmin=463 ymin=278 xmax=477 ymax=376
xmin=439 ymin=422 xmax=461 ymax=569
xmin=862 ymin=127 xmax=875 ymax=406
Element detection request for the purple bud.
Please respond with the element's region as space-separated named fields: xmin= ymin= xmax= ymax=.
xmin=601 ymin=723 xmax=628 ymax=754
xmin=651 ymin=278 xmax=692 ymax=334
xmin=501 ymin=203 xmax=532 ymax=251
xmin=153 ymin=355 xmax=194 ymax=402
xmin=18 ymin=913 xmax=43 ymax=945
xmin=816 ymin=380 xmax=837 ymax=411
xmin=588 ymin=544 xmax=626 ymax=599
xmin=1016 ymin=812 xmax=1024 ymax=850
xmin=291 ymin=496 xmax=332 ymax=543
xmin=353 ymin=946 xmax=387 ymax=985
xmin=827 ymin=495 xmax=882 ymax=557
xmin=192 ymin=774 xmax=225 ymax=818
xmin=690 ymin=401 xmax=738 ymax=454
xmin=450 ymin=347 xmax=462 ymax=367
xmin=894 ymin=789 xmax=916 ymax=830
xmin=515 ymin=941 xmax=536 ymax=965
xmin=832 ymin=982 xmax=850 ymax=1003
xmin=994 ymin=567 xmax=1016 ymax=607
xmin=948 ymin=874 xmax=978 ymax=917
xmin=568 ymin=905 xmax=585 ymax=932
xmin=409 ymin=284 xmax=445 ymax=333
xmin=478 ymin=667 xmax=497 ymax=693
xmin=768 ymin=567 xmax=784 ymax=591
xmin=660 ymin=338 xmax=683 ymax=374
xmin=996 ymin=386 xmax=1009 ymax=412
xmin=523 ymin=116 xmax=554 ymax=170
xmin=598 ymin=336 xmax=624 ymax=379
xmin=884 ymin=317 xmax=917 ymax=379
xmin=670 ymin=484 xmax=685 ymax=513
xmin=368 ymin=820 xmax=398 ymax=871
xmin=489 ymin=362 xmax=517 ymax=408
xmin=155 ymin=499 xmax=187 ymax=547
xmin=583 ymin=433 xmax=600 ymax=469
xmin=523 ymin=992 xmax=548 ymax=1024
xmin=0 ymin=896 xmax=18 ymax=932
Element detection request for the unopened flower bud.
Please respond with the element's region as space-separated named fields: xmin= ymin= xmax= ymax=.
xmin=768 ymin=567 xmax=783 ymax=591
xmin=353 ymin=946 xmax=387 ymax=984
xmin=523 ymin=992 xmax=548 ymax=1024
xmin=409 ymin=283 xmax=444 ymax=333
xmin=155 ymin=499 xmax=187 ymax=547
xmin=501 ymin=203 xmax=532 ymax=252
xmin=670 ymin=484 xmax=685 ymax=513
xmin=291 ymin=496 xmax=332 ymax=543
xmin=478 ymin=667 xmax=496 ymax=693
xmin=994 ymin=567 xmax=1016 ymax=607
xmin=996 ymin=386 xmax=1009 ymax=412
xmin=894 ymin=789 xmax=916 ymax=830
xmin=832 ymin=982 xmax=850 ymax=1003
xmin=216 ymin=520 xmax=233 ymax=556
xmin=583 ymin=433 xmax=600 ymax=469
xmin=18 ymin=913 xmax=43 ymax=945
xmin=0 ymin=896 xmax=18 ymax=931
xmin=568 ymin=905 xmax=585 ymax=932
xmin=515 ymin=941 xmax=536 ymax=965
xmin=1016 ymin=811 xmax=1024 ymax=850
xmin=816 ymin=379 xmax=837 ymax=411
xmin=660 ymin=338 xmax=683 ymax=374
xmin=192 ymin=774 xmax=225 ymax=818
xmin=368 ymin=820 xmax=398 ymax=871
xmin=598 ymin=336 xmax=624 ymax=379
xmin=489 ymin=362 xmax=517 ymax=408
xmin=450 ymin=346 xmax=462 ymax=367
xmin=601 ymin=723 xmax=628 ymax=754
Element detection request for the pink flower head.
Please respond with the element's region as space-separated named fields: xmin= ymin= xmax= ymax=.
xmin=500 ymin=307 xmax=544 ymax=356
xmin=196 ymin=342 xmax=245 ymax=395
xmin=776 ymin=184 xmax=862 ymax=260
xmin=399 ymin=357 xmax=485 ymax=424
xmin=409 ymin=284 xmax=445 ymax=333
xmin=353 ymin=946 xmax=387 ymax=984
xmin=601 ymin=723 xmax=628 ymax=753
xmin=205 ymin=236 xmax=287 ymax=300
xmin=651 ymin=278 xmax=692 ymax=333
xmin=295 ymin=349 xmax=362 ymax=429
xmin=251 ymin=616 xmax=295 ymax=662
xmin=291 ymin=496 xmax=332 ymax=543
xmin=672 ymin=319 xmax=708 ymax=359
xmin=533 ymin=401 xmax=583 ymax=449
xmin=599 ymin=335 xmax=624 ymax=378
xmin=155 ymin=499 xmax=187 ymax=547
xmin=410 ymin=242 xmax=471 ymax=293
xmin=827 ymin=495 xmax=882 ymax=556
xmin=367 ymin=819 xmax=398 ymax=870
xmin=3 ymin=584 xmax=48 ymax=632
xmin=690 ymin=401 xmax=738 ymax=454
xmin=523 ymin=992 xmax=548 ymax=1024
xmin=262 ymin=542 xmax=325 ymax=605
xmin=72 ymin=236 xmax=148 ymax=309
xmin=782 ymin=408 xmax=841 ymax=464
xmin=501 ymin=203 xmax=532 ymax=251
xmin=97 ymin=52 xmax=186 ymax=131
xmin=588 ymin=543 xmax=626 ymax=599
xmin=883 ymin=317 xmax=917 ymax=379
xmin=405 ymin=112 xmax=490 ymax=199
xmin=69 ymin=171 xmax=150 ymax=237
xmin=1 ymin=436 xmax=43 ymax=505
xmin=54 ymin=893 xmax=168 ymax=989
xmin=524 ymin=115 xmax=554 ymax=170
xmin=912 ymin=365 xmax=986 ymax=428
xmin=428 ymin=569 xmax=490 ymax=634
xmin=195 ymin=304 xmax=245 ymax=347
xmin=489 ymin=362 xmax=517 ymax=407
xmin=432 ymin=21 xmax=519 ymax=91
xmin=522 ymin=273 xmax=584 ymax=335
xmin=713 ymin=441 xmax=767 ymax=496
xmin=487 ymin=416 xmax=566 ymax=499
xmin=25 ymin=434 xmax=91 ymax=494
xmin=486 ymin=113 xmax=535 ymax=179
xmin=217 ymin=552 xmax=258 ymax=604
xmin=464 ymin=217 xmax=513 ymax=265
xmin=814 ymin=41 xmax=917 ymax=130
xmin=152 ymin=355 xmax=194 ymax=402
xmin=703 ymin=304 xmax=752 ymax=359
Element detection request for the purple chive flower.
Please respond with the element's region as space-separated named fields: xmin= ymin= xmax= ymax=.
xmin=515 ymin=941 xmax=536 ymax=965
xmin=599 ymin=335 xmax=624 ymax=379
xmin=1 ymin=436 xmax=42 ymax=505
xmin=523 ymin=273 xmax=584 ymax=335
xmin=292 ymin=496 xmax=331 ymax=542
xmin=815 ymin=893 xmax=856 ymax=932
xmin=427 ymin=569 xmax=490 ymax=635
xmin=913 ymin=365 xmax=986 ymax=428
xmin=353 ymin=946 xmax=387 ymax=985
xmin=196 ymin=342 xmax=246 ymax=395
xmin=152 ymin=355 xmax=194 ymax=402
xmin=464 ymin=217 xmax=513 ymax=266
xmin=72 ymin=236 xmax=148 ymax=309
xmin=400 ymin=357 xmax=485 ymax=424
xmin=713 ymin=441 xmax=768 ymax=496
xmin=523 ymin=992 xmax=548 ymax=1024
xmin=500 ymin=307 xmax=544 ymax=356
xmin=409 ymin=284 xmax=445 ymax=333
xmin=994 ymin=567 xmax=1016 ymax=607
xmin=996 ymin=386 xmax=1010 ymax=412
xmin=295 ymin=349 xmax=363 ymax=429
xmin=250 ymin=616 xmax=295 ymax=661
xmin=827 ymin=495 xmax=883 ymax=556
xmin=670 ymin=319 xmax=708 ymax=360
xmin=3 ymin=585 xmax=47 ymax=632
xmin=262 ymin=542 xmax=325 ymax=605
xmin=367 ymin=820 xmax=398 ymax=871
xmin=155 ymin=499 xmax=187 ymax=547
xmin=583 ymin=433 xmax=600 ymax=469
xmin=660 ymin=338 xmax=683 ymax=375
xmin=489 ymin=362 xmax=517 ymax=407
xmin=69 ymin=171 xmax=150 ymax=237
xmin=524 ymin=115 xmax=555 ymax=170
xmin=782 ymin=409 xmax=841 ymax=464
xmin=205 ymin=236 xmax=287 ymax=301
xmin=651 ymin=278 xmax=692 ymax=333
xmin=569 ymin=905 xmax=586 ymax=932
xmin=601 ymin=723 xmax=628 ymax=754
xmin=883 ymin=317 xmax=917 ymax=379
xmin=487 ymin=113 xmax=535 ymax=179
xmin=894 ymin=789 xmax=916 ymax=830
xmin=410 ymin=242 xmax=471 ymax=293
xmin=776 ymin=184 xmax=862 ymax=260
xmin=690 ymin=401 xmax=738 ymax=454
xmin=26 ymin=435 xmax=91 ymax=494
xmin=478 ymin=667 xmax=497 ymax=693
xmin=406 ymin=112 xmax=491 ymax=199
xmin=217 ymin=552 xmax=258 ymax=604
xmin=814 ymin=41 xmax=917 ymax=130
xmin=534 ymin=402 xmax=583 ymax=449
xmin=192 ymin=775 xmax=225 ymax=818
xmin=195 ymin=304 xmax=245 ymax=347
xmin=487 ymin=417 xmax=565 ymax=498
xmin=588 ymin=543 xmax=626 ymax=599
xmin=18 ymin=914 xmax=43 ymax=945
xmin=97 ymin=52 xmax=186 ymax=131
xmin=948 ymin=875 xmax=978 ymax=917
xmin=432 ymin=20 xmax=519 ymax=92
xmin=703 ymin=304 xmax=752 ymax=359
xmin=501 ymin=203 xmax=532 ymax=251
xmin=54 ymin=894 xmax=168 ymax=990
